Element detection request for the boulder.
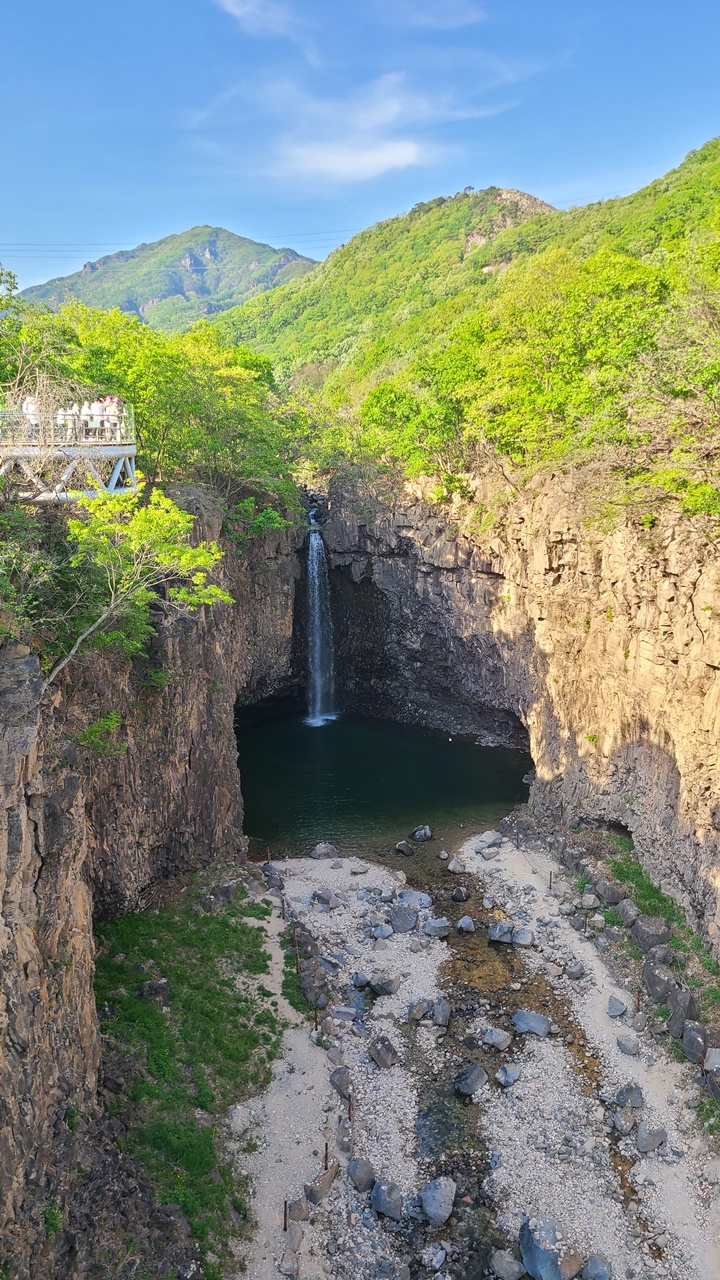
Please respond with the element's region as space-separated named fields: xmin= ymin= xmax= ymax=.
xmin=424 ymin=917 xmax=451 ymax=939
xmin=369 ymin=1035 xmax=399 ymax=1069
xmin=636 ymin=1124 xmax=667 ymax=1153
xmin=389 ymin=904 xmax=418 ymax=934
xmin=353 ymin=971 xmax=370 ymax=989
xmin=607 ymin=995 xmax=627 ymax=1018
xmin=631 ymin=914 xmax=672 ymax=953
xmin=581 ymin=892 xmax=600 ymax=910
xmin=617 ymin=898 xmax=640 ymax=926
xmin=496 ymin=1063 xmax=522 ymax=1087
xmin=370 ymin=1179 xmax=403 ymax=1220
xmin=347 ymin=1157 xmax=375 ymax=1193
xmin=398 ymin=888 xmax=432 ymax=909
xmin=613 ymin=1106 xmax=636 ymax=1136
xmin=513 ymin=1010 xmax=550 ymax=1038
xmin=491 ymin=1251 xmax=527 ymax=1280
xmin=667 ymin=988 xmax=700 ymax=1038
xmin=519 ymin=1217 xmax=563 ymax=1280
xmin=213 ymin=881 xmax=237 ymax=902
xmin=373 ymin=923 xmax=394 ymax=939
xmin=452 ymin=886 xmax=470 ymax=903
xmin=279 ymin=1248 xmax=299 ymax=1278
xmin=411 ymin=825 xmax=433 ymax=842
xmin=484 ymin=1027 xmax=513 ymax=1051
xmin=648 ymin=943 xmax=673 ymax=966
xmin=329 ymin=1067 xmax=351 ymax=1099
xmin=617 ymin=1033 xmax=640 ymax=1056
xmin=395 ymin=841 xmax=414 ymax=857
xmin=419 ymin=1175 xmax=456 ymax=1227
xmin=311 ymin=842 xmax=338 ymax=859
xmin=454 ymin=1063 xmax=488 ymax=1095
xmin=457 ymin=915 xmax=476 ymax=933
xmin=408 ymin=997 xmax=434 ymax=1021
xmin=433 ymin=997 xmax=452 ymax=1027
xmin=447 ymin=858 xmax=466 ymax=873
xmin=642 ymin=960 xmax=677 ymax=1003
xmin=478 ymin=830 xmax=502 ymax=849
xmin=682 ymin=1020 xmax=707 ymax=1063
xmin=287 ymin=1194 xmax=309 ymax=1221
xmin=304 ymin=1161 xmax=339 ymax=1204
xmin=370 ymin=973 xmax=402 ymax=996
xmin=565 ymin=962 xmax=585 ymax=980
xmin=616 ymin=1083 xmax=643 ymax=1108
xmin=582 ymin=1259 xmax=612 ymax=1280
xmin=488 ymin=920 xmax=514 ymax=944
xmin=513 ymin=927 xmax=536 ymax=947
xmin=198 ymin=895 xmax=221 ymax=913
xmin=595 ymin=878 xmax=624 ymax=905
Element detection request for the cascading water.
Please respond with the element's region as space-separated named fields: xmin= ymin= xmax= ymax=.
xmin=305 ymin=508 xmax=337 ymax=727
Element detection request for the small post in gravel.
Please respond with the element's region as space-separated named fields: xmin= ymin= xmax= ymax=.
xmin=324 ymin=1142 xmax=329 ymax=1171
xmin=283 ymin=1200 xmax=288 ymax=1232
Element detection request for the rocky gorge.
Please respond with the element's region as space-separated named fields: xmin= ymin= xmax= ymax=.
xmin=2 ymin=472 xmax=720 ymax=1278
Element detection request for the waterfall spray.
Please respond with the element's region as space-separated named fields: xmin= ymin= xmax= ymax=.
xmin=306 ymin=508 xmax=336 ymax=727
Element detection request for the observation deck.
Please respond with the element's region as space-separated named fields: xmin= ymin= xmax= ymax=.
xmin=0 ymin=406 xmax=137 ymax=503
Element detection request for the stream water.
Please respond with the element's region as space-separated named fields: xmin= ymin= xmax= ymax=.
xmin=235 ymin=713 xmax=532 ymax=862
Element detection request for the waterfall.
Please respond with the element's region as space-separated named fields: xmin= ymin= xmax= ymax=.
xmin=305 ymin=509 xmax=336 ymax=727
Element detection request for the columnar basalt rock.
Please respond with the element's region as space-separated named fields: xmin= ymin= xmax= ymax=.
xmin=324 ymin=475 xmax=720 ymax=949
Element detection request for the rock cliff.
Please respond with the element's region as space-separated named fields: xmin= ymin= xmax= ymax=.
xmin=324 ymin=474 xmax=720 ymax=949
xmin=0 ymin=512 xmax=301 ymax=1277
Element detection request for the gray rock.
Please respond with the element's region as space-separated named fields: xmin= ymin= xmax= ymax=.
xmin=595 ymin=878 xmax=624 ymax=905
xmin=648 ymin=943 xmax=673 ymax=966
xmin=642 ymin=960 xmax=678 ymax=1003
xmin=631 ymin=914 xmax=672 ymax=953
xmin=484 ymin=1027 xmax=513 ymax=1051
xmin=613 ymin=1106 xmax=636 ymax=1136
xmin=213 ymin=881 xmax=237 ymax=902
xmin=370 ymin=973 xmax=402 ymax=996
xmin=353 ymin=971 xmax=370 ymax=989
xmin=513 ymin=1010 xmax=550 ymax=1038
xmin=347 ymin=1157 xmax=375 ymax=1193
xmin=433 ymin=997 xmax=452 ymax=1027
xmin=582 ymin=1258 xmax=612 ymax=1280
xmin=581 ymin=892 xmax=600 ymax=910
xmin=488 ymin=920 xmax=514 ymax=944
xmin=138 ymin=978 xmax=170 ymax=1004
xmin=632 ymin=1011 xmax=647 ymax=1031
xmin=457 ymin=915 xmax=476 ymax=933
xmin=329 ymin=1067 xmax=351 ymax=1099
xmin=491 ymin=1250 xmax=527 ymax=1280
xmin=389 ymin=904 xmax=418 ymax=934
xmin=512 ymin=927 xmax=536 ymax=947
xmin=287 ymin=1194 xmax=309 ymax=1221
xmin=452 ymin=886 xmax=470 ymax=903
xmin=373 ymin=923 xmax=394 ymax=939
xmin=408 ymin=997 xmax=434 ymax=1021
xmin=496 ymin=1063 xmax=522 ymax=1088
xmin=198 ymin=894 xmax=221 ymax=913
xmin=311 ymin=842 xmax=338 ymax=859
xmin=519 ymin=1216 xmax=563 ymax=1280
xmin=411 ymin=824 xmax=432 ymax=842
xmin=482 ymin=844 xmax=502 ymax=860
xmin=607 ymin=995 xmax=628 ymax=1018
xmin=398 ymin=888 xmax=432 ymax=909
xmin=395 ymin=841 xmax=414 ymax=856
xmin=617 ymin=1033 xmax=640 ymax=1056
xmin=478 ymin=830 xmax=502 ymax=848
xmin=305 ymin=1161 xmax=339 ymax=1204
xmin=617 ymin=898 xmax=640 ymax=926
xmin=682 ymin=1020 xmax=706 ymax=1063
xmin=419 ymin=1175 xmax=456 ymax=1227
xmin=565 ymin=962 xmax=585 ymax=980
xmin=424 ymin=917 xmax=451 ymax=939
xmin=279 ymin=1248 xmax=299 ymax=1277
xmin=616 ymin=1083 xmax=643 ymax=1108
xmin=667 ymin=988 xmax=700 ymax=1038
xmin=454 ymin=1063 xmax=488 ymax=1095
xmin=636 ymin=1124 xmax=667 ymax=1153
xmin=447 ymin=857 xmax=466 ymax=873
xmin=370 ymin=1179 xmax=403 ymax=1220
xmin=369 ymin=1035 xmax=399 ymax=1069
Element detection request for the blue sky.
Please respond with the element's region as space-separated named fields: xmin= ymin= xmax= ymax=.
xmin=3 ymin=0 xmax=719 ymax=288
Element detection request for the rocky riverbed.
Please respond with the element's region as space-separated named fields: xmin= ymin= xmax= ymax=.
xmin=229 ymin=833 xmax=720 ymax=1280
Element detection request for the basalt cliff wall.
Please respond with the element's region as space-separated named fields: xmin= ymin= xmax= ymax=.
xmin=0 ymin=508 xmax=301 ymax=1278
xmin=324 ymin=475 xmax=720 ymax=949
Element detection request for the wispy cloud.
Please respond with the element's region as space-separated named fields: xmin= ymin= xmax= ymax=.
xmin=386 ymin=0 xmax=486 ymax=28
xmin=282 ymin=140 xmax=427 ymax=181
xmin=214 ymin=0 xmax=296 ymax=35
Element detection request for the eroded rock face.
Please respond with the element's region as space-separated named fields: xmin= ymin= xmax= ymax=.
xmin=324 ymin=476 xmax=720 ymax=948
xmin=0 ymin=517 xmax=302 ymax=1276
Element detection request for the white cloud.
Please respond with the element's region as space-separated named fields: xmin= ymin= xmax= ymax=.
xmin=281 ymin=139 xmax=426 ymax=181
xmin=385 ymin=0 xmax=485 ymax=28
xmin=214 ymin=0 xmax=297 ymax=37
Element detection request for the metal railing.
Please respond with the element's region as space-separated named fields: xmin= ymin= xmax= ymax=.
xmin=0 ymin=405 xmax=136 ymax=449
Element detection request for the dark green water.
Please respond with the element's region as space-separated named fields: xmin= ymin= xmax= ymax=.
xmin=235 ymin=714 xmax=531 ymax=858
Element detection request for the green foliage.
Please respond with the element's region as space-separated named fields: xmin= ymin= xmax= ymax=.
xmin=609 ymin=851 xmax=686 ymax=925
xmin=697 ymin=1096 xmax=720 ymax=1135
xmin=223 ymin=496 xmax=291 ymax=546
xmin=603 ymin=908 xmax=623 ymax=926
xmin=44 ymin=1203 xmax=62 ymax=1238
xmin=76 ymin=711 xmax=126 ymax=756
xmin=64 ymin=1105 xmax=80 ymax=1132
xmin=20 ymin=226 xmax=316 ymax=334
xmin=94 ymin=885 xmax=279 ymax=1252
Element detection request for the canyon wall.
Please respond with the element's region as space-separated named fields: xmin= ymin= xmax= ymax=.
xmin=324 ymin=475 xmax=720 ymax=948
xmin=0 ymin=506 xmax=301 ymax=1277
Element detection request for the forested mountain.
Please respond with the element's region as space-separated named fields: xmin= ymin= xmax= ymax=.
xmin=20 ymin=226 xmax=317 ymax=333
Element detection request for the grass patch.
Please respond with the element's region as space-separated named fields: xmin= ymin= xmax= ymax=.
xmin=603 ymin=908 xmax=623 ymax=927
xmin=44 ymin=1203 xmax=62 ymax=1238
xmin=655 ymin=1004 xmax=671 ymax=1020
xmin=697 ymin=1097 xmax=720 ymax=1136
xmin=576 ymin=873 xmax=591 ymax=894
xmin=608 ymin=851 xmax=685 ymax=925
xmin=94 ymin=881 xmax=281 ymax=1263
xmin=280 ymin=934 xmax=313 ymax=1017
